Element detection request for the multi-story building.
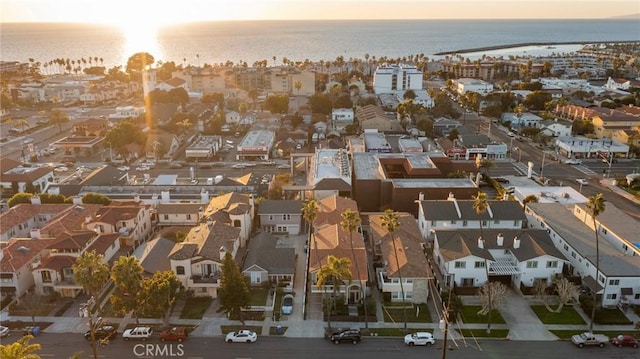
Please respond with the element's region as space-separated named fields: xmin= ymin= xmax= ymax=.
xmin=373 ymin=64 xmax=423 ymax=94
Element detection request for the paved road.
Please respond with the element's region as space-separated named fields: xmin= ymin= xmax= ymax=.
xmin=10 ymin=334 xmax=640 ymax=359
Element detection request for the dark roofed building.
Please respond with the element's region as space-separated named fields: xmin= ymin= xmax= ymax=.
xmin=242 ymin=232 xmax=295 ymax=284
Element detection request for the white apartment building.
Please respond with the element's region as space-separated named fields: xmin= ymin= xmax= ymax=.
xmin=456 ymin=78 xmax=494 ymax=95
xmin=331 ymin=108 xmax=355 ymax=131
xmin=373 ymin=65 xmax=423 ymax=94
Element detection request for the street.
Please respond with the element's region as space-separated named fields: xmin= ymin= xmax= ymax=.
xmin=11 ymin=334 xmax=640 ymax=359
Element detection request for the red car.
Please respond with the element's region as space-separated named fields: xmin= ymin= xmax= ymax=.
xmin=160 ymin=327 xmax=187 ymax=342
xmin=610 ymin=334 xmax=638 ymax=348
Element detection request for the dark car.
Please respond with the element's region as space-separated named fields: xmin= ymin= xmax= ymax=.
xmin=330 ymin=329 xmax=361 ymax=344
xmin=610 ymin=334 xmax=638 ymax=348
xmin=84 ymin=325 xmax=117 ymax=341
xmin=160 ymin=326 xmax=187 ymax=342
xmin=494 ymin=177 xmax=510 ymax=184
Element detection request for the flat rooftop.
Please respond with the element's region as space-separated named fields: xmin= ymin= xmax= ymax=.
xmin=239 ymin=130 xmax=275 ymax=148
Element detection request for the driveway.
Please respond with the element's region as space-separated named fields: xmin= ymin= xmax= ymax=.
xmin=500 ymin=291 xmax=558 ymax=341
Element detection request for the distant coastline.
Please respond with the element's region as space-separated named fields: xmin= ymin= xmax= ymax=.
xmin=435 ymin=40 xmax=639 ymax=55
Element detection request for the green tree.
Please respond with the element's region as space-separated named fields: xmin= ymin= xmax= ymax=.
xmin=217 ymin=252 xmax=250 ymax=325
xmin=403 ymin=89 xmax=416 ymax=100
xmin=104 ymin=119 xmax=144 ymax=155
xmin=308 ymin=93 xmax=333 ymax=115
xmin=472 ymin=191 xmax=493 ymax=333
xmin=48 ymin=109 xmax=69 ymax=134
xmin=302 ymin=199 xmax=319 ymax=236
xmin=82 ymin=193 xmax=112 ymax=205
xmin=524 ymin=91 xmax=553 ymax=111
xmin=39 ymin=193 xmax=66 ymax=204
xmin=126 ymin=52 xmax=155 ymax=76
xmin=447 ymin=128 xmax=459 ymax=141
xmin=0 ymin=334 xmax=41 ymax=359
xmin=340 ymin=208 xmax=367 ymax=328
xmin=586 ymin=193 xmax=606 ymax=332
xmin=7 ymin=192 xmax=33 ymax=208
xmin=522 ymin=194 xmax=538 ymax=212
xmin=316 ymin=255 xmax=352 ymax=329
xmin=139 ymin=271 xmax=183 ymax=328
xmin=73 ymin=251 xmax=110 ymax=297
xmin=110 ymin=256 xmax=144 ymax=324
xmin=263 ymin=94 xmax=289 ymax=114
xmin=380 ymin=209 xmax=407 ymax=333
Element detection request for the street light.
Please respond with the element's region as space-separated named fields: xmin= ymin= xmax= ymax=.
xmin=514 ymin=147 xmax=522 ymax=163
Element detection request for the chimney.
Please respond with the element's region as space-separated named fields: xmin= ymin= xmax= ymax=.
xmin=94 ymin=226 xmax=101 ymax=234
xmin=134 ymin=194 xmax=140 ymax=203
xmin=219 ymin=246 xmax=226 ymax=260
xmin=418 ymin=192 xmax=424 ymax=201
xmin=85 ymin=215 xmax=92 ymax=224
xmin=447 ymin=192 xmax=455 ymax=201
xmin=30 ymin=228 xmax=41 ymax=239
xmin=30 ymin=195 xmax=41 ymax=205
xmin=161 ymin=191 xmax=170 ymax=203
xmin=478 ymin=237 xmax=484 ymax=249
xmin=513 ymin=236 xmax=520 ymax=249
xmin=201 ymin=190 xmax=209 ymax=203
xmin=497 ymin=233 xmax=504 ymax=246
xmin=72 ymin=196 xmax=83 ymax=205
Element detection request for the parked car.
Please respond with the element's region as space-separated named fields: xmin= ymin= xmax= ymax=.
xmin=276 ymin=164 xmax=291 ymax=169
xmin=123 ymin=327 xmax=152 ymax=341
xmin=576 ymin=178 xmax=589 ymax=185
xmin=281 ymin=294 xmax=294 ymax=315
xmin=494 ymin=177 xmax=510 ymax=184
xmin=160 ymin=327 xmax=187 ymax=342
xmin=571 ymin=332 xmax=608 ymax=348
xmin=507 ymin=132 xmax=516 ymax=137
xmin=135 ymin=165 xmax=150 ymax=171
xmin=564 ymin=158 xmax=582 ymax=165
xmin=117 ymin=166 xmax=130 ymax=171
xmin=404 ymin=332 xmax=435 ymax=346
xmin=84 ymin=325 xmax=117 ymax=341
xmin=231 ymin=164 xmax=246 ymax=169
xmin=225 ymin=330 xmax=257 ymax=343
xmin=0 ymin=325 xmax=9 ymax=337
xmin=601 ymin=157 xmax=618 ymax=164
xmin=329 ymin=329 xmax=361 ymax=344
xmin=610 ymin=334 xmax=638 ymax=348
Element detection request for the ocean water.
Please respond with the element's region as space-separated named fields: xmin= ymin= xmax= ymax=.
xmin=1 ymin=19 xmax=638 ymax=70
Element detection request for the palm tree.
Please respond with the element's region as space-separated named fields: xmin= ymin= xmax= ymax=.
xmin=0 ymin=334 xmax=41 ymax=359
xmin=317 ymin=255 xmax=352 ymax=329
xmin=302 ymin=199 xmax=318 ymax=237
xmin=294 ymin=80 xmax=302 ymax=95
xmin=381 ymin=209 xmax=407 ymax=333
xmin=48 ymin=109 xmax=69 ymax=133
xmin=340 ymin=208 xmax=367 ymax=328
xmin=72 ymin=251 xmax=110 ymax=359
xmin=472 ymin=191 xmax=492 ymax=333
xmin=110 ymin=256 xmax=144 ymax=324
xmin=586 ymin=193 xmax=606 ymax=333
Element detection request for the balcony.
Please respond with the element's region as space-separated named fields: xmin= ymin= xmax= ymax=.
xmin=188 ymin=273 xmax=220 ymax=286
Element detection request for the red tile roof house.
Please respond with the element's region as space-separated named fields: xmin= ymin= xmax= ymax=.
xmin=0 ymin=238 xmax=58 ymax=300
xmin=0 ymin=158 xmax=55 ymax=194
xmin=308 ymin=195 xmax=368 ymax=305
xmin=32 ymin=230 xmax=121 ymax=298
xmin=84 ymin=203 xmax=154 ymax=250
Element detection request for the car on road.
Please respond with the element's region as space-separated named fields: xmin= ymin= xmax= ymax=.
xmin=494 ymin=177 xmax=510 ymax=184
xmin=281 ymin=294 xmax=294 ymax=315
xmin=84 ymin=325 xmax=117 ymax=341
xmin=117 ymin=166 xmax=130 ymax=171
xmin=225 ymin=330 xmax=257 ymax=343
xmin=276 ymin=164 xmax=291 ymax=169
xmin=404 ymin=332 xmax=435 ymax=346
xmin=507 ymin=132 xmax=516 ymax=137
xmin=135 ymin=165 xmax=150 ymax=171
xmin=123 ymin=326 xmax=152 ymax=341
xmin=576 ymin=178 xmax=589 ymax=185
xmin=54 ymin=166 xmax=69 ymax=172
xmin=564 ymin=158 xmax=582 ymax=165
xmin=261 ymin=161 xmax=276 ymax=166
xmin=610 ymin=334 xmax=638 ymax=348
xmin=231 ymin=163 xmax=246 ymax=169
xmin=601 ymin=157 xmax=618 ymax=164
xmin=329 ymin=329 xmax=361 ymax=344
xmin=0 ymin=325 xmax=9 ymax=337
xmin=160 ymin=327 xmax=187 ymax=342
xmin=169 ymin=163 xmax=183 ymax=169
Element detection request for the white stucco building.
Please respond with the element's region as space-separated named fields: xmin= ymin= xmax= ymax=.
xmin=373 ymin=65 xmax=423 ymax=94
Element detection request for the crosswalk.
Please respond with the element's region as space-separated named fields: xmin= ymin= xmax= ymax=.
xmin=513 ymin=162 xmax=536 ymax=176
xmin=574 ymin=164 xmax=597 ymax=176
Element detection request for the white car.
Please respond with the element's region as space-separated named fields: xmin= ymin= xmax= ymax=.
xmin=225 ymin=330 xmax=257 ymax=343
xmin=231 ymin=163 xmax=246 ymax=169
xmin=117 ymin=166 xmax=130 ymax=171
xmin=507 ymin=132 xmax=516 ymax=137
xmin=276 ymin=164 xmax=291 ymax=169
xmin=564 ymin=158 xmax=581 ymax=165
xmin=136 ymin=165 xmax=150 ymax=171
xmin=123 ymin=326 xmax=152 ymax=341
xmin=0 ymin=325 xmax=9 ymax=337
xmin=576 ymin=178 xmax=589 ymax=185
xmin=404 ymin=332 xmax=435 ymax=346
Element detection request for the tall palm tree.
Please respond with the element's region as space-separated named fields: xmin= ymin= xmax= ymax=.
xmin=472 ymin=191 xmax=493 ymax=333
xmin=110 ymin=256 xmax=144 ymax=324
xmin=317 ymin=255 xmax=352 ymax=329
xmin=586 ymin=193 xmax=606 ymax=332
xmin=381 ymin=209 xmax=407 ymax=333
xmin=48 ymin=109 xmax=69 ymax=134
xmin=340 ymin=208 xmax=367 ymax=328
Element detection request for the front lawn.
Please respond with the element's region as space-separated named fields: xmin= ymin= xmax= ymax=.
xmin=180 ymin=297 xmax=213 ymax=319
xmin=457 ymin=328 xmax=509 ymax=338
xmin=459 ymin=306 xmax=506 ymax=324
xmin=530 ymin=305 xmax=586 ymax=325
xmin=383 ymin=304 xmax=432 ymax=323
xmin=248 ymin=288 xmax=269 ymax=306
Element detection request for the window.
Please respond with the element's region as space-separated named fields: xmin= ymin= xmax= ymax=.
xmin=513 ymin=220 xmax=519 ymax=226
xmin=405 ymin=292 xmax=413 ymax=299
xmin=546 ymin=261 xmax=558 ymax=268
xmin=598 ymin=275 xmax=605 ymax=283
xmin=283 ymin=214 xmax=291 ymax=221
xmin=605 ymin=293 xmax=617 ymax=300
xmin=391 ymin=278 xmax=400 ymax=283
xmin=186 ymin=214 xmax=192 ymax=220
xmin=451 ymin=220 xmax=456 ymax=225
xmin=474 ymin=261 xmax=485 ymax=268
xmin=571 ymin=251 xmax=576 ymax=259
xmin=405 ymin=279 xmax=413 ymax=284
xmin=563 ymin=244 xmax=569 ymax=251
xmin=494 ymin=220 xmax=500 ymax=224
xmin=635 ymin=294 xmax=640 ymax=300
xmin=461 ymin=278 xmax=474 ymax=286
xmin=176 ymin=266 xmax=185 ymax=275
xmin=163 ymin=214 xmax=169 ymax=220
xmin=269 ymin=215 xmax=273 ymax=221
xmin=622 ymin=244 xmax=628 ymax=251
xmin=41 ymin=271 xmax=52 ymax=283
xmin=526 ymin=261 xmax=538 ymax=268
xmin=454 ymin=261 xmax=466 ymax=268
xmin=430 ymin=220 xmax=436 ymax=226
xmin=462 ymin=220 xmax=468 ymax=227
xmin=482 ymin=220 xmax=487 ymax=227
xmin=609 ymin=279 xmax=619 ymax=285
xmin=63 ymin=267 xmax=73 ymax=278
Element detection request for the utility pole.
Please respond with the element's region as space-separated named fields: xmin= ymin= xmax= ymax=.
xmin=441 ymin=306 xmax=450 ymax=359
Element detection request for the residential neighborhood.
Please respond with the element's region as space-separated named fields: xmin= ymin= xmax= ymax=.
xmin=1 ymin=37 xmax=640 ymax=358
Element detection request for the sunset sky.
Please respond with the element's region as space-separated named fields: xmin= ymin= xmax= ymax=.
xmin=1 ymin=0 xmax=638 ymax=25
